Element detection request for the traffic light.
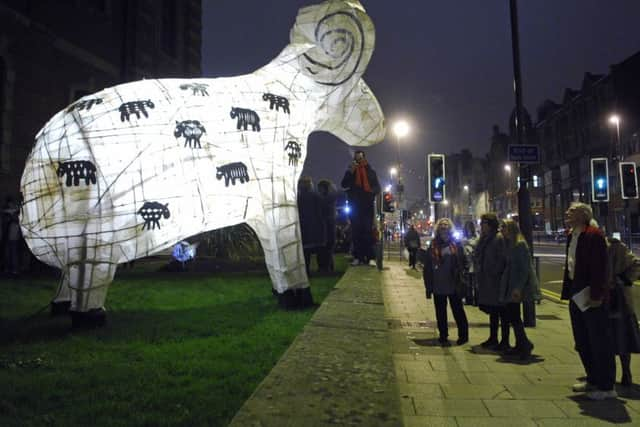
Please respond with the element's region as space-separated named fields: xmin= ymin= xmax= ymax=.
xmin=619 ymin=161 xmax=638 ymax=199
xmin=427 ymin=154 xmax=446 ymax=203
xmin=382 ymin=191 xmax=395 ymax=212
xmin=591 ymin=158 xmax=609 ymax=202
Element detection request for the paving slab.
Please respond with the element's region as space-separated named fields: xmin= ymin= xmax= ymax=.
xmin=483 ymin=399 xmax=566 ymax=418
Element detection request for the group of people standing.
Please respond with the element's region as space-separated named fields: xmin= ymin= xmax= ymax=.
xmin=419 ymin=201 xmax=639 ymax=400
xmin=422 ymin=213 xmax=539 ymax=360
xmin=297 ymin=176 xmax=338 ymax=276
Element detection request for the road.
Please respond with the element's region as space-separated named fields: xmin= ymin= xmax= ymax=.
xmin=534 ymin=241 xmax=640 ymax=315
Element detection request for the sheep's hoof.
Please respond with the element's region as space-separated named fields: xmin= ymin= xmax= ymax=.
xmin=50 ymin=301 xmax=71 ymax=316
xmin=71 ymin=308 xmax=107 ymax=329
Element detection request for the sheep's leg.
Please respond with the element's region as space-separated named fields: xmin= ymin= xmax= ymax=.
xmin=66 ymin=238 xmax=118 ymax=328
xmin=248 ymin=205 xmax=312 ymax=309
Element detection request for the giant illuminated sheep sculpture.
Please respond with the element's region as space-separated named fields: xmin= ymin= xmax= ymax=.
xmin=20 ymin=0 xmax=385 ymax=326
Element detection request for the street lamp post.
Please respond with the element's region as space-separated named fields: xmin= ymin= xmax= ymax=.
xmin=393 ymin=120 xmax=410 ymax=262
xmin=463 ymin=184 xmax=471 ymax=217
xmin=504 ymin=164 xmax=512 ymax=216
xmin=609 ymin=114 xmax=630 ymax=245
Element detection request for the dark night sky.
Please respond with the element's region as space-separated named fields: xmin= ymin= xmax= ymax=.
xmin=201 ymin=0 xmax=640 ymax=199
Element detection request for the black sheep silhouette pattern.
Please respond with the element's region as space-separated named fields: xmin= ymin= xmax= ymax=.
xmin=262 ymin=93 xmax=290 ymax=114
xmin=119 ymin=100 xmax=155 ymax=122
xmin=179 ymin=83 xmax=209 ymax=96
xmin=174 ymin=120 xmax=206 ymax=148
xmin=138 ymin=202 xmax=171 ymax=230
xmin=230 ymin=107 xmax=260 ymax=132
xmin=67 ymin=98 xmax=103 ymax=113
xmin=216 ymin=162 xmax=250 ymax=187
xmin=57 ymin=161 xmax=97 ymax=187
xmin=284 ymin=141 xmax=302 ymax=166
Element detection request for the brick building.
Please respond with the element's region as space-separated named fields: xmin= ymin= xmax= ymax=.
xmin=0 ymin=0 xmax=202 ymax=197
xmin=535 ymin=50 xmax=640 ymax=233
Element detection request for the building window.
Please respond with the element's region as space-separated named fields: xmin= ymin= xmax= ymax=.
xmin=161 ymin=0 xmax=178 ymax=57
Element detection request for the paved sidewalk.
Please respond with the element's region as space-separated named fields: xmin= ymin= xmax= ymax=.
xmin=230 ymin=259 xmax=640 ymax=426
xmin=384 ymin=260 xmax=640 ymax=426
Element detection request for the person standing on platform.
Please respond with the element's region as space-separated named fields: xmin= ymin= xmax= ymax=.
xmin=341 ymin=150 xmax=380 ymax=266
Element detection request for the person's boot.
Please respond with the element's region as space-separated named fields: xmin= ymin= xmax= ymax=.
xmin=621 ymin=371 xmax=633 ymax=386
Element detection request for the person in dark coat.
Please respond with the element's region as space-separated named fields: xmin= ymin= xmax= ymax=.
xmin=341 ymin=150 xmax=380 ymax=266
xmin=297 ymin=176 xmax=325 ymax=276
xmin=562 ymin=202 xmax=616 ymax=400
xmin=316 ymin=179 xmax=337 ymax=272
xmin=475 ymin=213 xmax=509 ymax=351
xmin=404 ymin=224 xmax=421 ymax=269
xmin=423 ymin=218 xmax=469 ymax=346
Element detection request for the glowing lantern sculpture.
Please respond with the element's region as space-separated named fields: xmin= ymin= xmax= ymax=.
xmin=19 ymin=0 xmax=385 ymax=325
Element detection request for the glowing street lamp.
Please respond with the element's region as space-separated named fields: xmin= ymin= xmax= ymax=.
xmin=609 ymin=114 xmax=621 ymax=160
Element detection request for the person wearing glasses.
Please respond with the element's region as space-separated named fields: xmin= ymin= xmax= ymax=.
xmin=423 ymin=218 xmax=469 ymax=346
xmin=562 ymin=202 xmax=616 ymax=400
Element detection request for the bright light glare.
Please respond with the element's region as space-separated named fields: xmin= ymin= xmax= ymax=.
xmin=463 ymin=185 xmax=469 ymax=191
xmin=597 ymin=178 xmax=605 ymax=189
xmin=504 ymin=164 xmax=511 ymax=172
xmin=385 ymin=184 xmax=391 ymax=192
xmin=389 ymin=167 xmax=398 ymax=176
xmin=609 ymin=114 xmax=620 ymax=125
xmin=393 ymin=120 xmax=410 ymax=138
xmin=344 ymin=206 xmax=351 ymax=214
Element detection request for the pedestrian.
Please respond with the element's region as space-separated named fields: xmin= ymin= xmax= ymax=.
xmin=423 ymin=218 xmax=469 ymax=346
xmin=461 ymin=220 xmax=478 ymax=305
xmin=2 ymin=196 xmax=21 ymax=276
xmin=341 ymin=150 xmax=380 ymax=266
xmin=562 ymin=202 xmax=617 ymax=400
xmin=498 ymin=219 xmax=537 ymax=359
xmin=475 ymin=212 xmax=509 ymax=351
xmin=316 ymin=179 xmax=337 ymax=272
xmin=606 ymin=236 xmax=640 ymax=386
xmin=297 ymin=176 xmax=325 ymax=276
xmin=404 ymin=224 xmax=421 ymax=269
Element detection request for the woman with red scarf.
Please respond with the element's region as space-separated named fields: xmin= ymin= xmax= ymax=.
xmin=341 ymin=151 xmax=380 ymax=266
xmin=423 ymin=218 xmax=469 ymax=346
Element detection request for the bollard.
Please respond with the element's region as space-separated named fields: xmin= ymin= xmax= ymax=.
xmin=523 ymin=256 xmax=539 ymax=327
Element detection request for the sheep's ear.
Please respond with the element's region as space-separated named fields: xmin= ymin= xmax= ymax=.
xmin=291 ymin=0 xmax=374 ymax=87
xmin=315 ymin=78 xmax=385 ymax=147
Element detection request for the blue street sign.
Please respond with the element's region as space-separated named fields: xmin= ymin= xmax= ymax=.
xmin=508 ymin=144 xmax=540 ymax=163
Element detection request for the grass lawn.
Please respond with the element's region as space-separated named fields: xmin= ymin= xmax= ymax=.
xmin=0 ymin=256 xmax=347 ymax=427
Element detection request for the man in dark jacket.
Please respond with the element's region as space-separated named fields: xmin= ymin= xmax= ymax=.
xmin=561 ymin=202 xmax=616 ymax=400
xmin=297 ymin=176 xmax=325 ymax=276
xmin=316 ymin=179 xmax=337 ymax=272
xmin=341 ymin=151 xmax=380 ymax=266
xmin=404 ymin=224 xmax=421 ymax=269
